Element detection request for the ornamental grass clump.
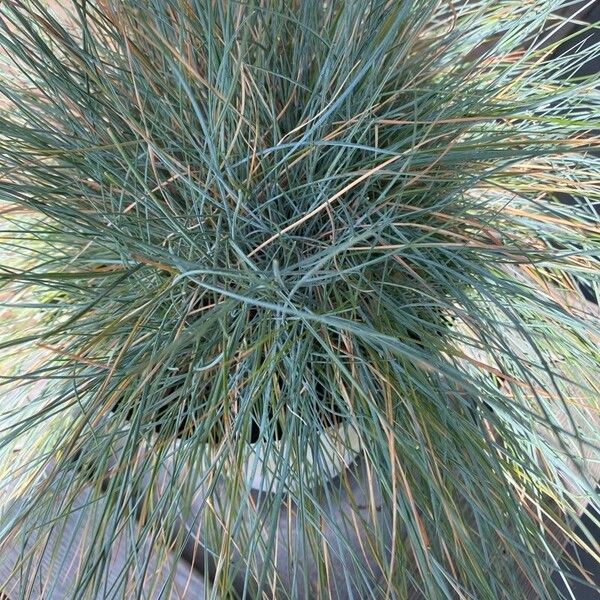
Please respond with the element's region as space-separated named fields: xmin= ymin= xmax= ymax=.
xmin=0 ymin=1 xmax=599 ymax=598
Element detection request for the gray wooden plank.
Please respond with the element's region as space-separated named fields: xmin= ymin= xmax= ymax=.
xmin=0 ymin=488 xmax=210 ymax=600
